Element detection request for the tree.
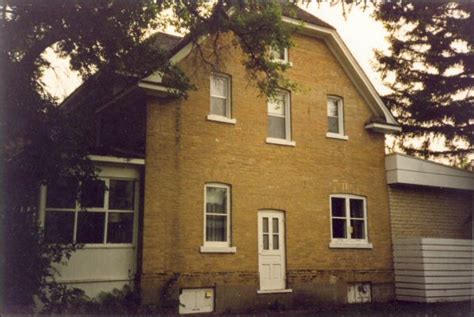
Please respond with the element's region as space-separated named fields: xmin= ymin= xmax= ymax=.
xmin=373 ymin=1 xmax=473 ymax=163
xmin=0 ymin=0 xmax=298 ymax=310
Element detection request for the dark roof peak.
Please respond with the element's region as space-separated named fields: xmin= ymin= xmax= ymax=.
xmin=283 ymin=5 xmax=336 ymax=30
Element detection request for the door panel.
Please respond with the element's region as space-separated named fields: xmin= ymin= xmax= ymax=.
xmin=258 ymin=211 xmax=286 ymax=291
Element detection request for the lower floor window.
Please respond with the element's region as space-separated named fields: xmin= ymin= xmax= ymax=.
xmin=204 ymin=183 xmax=231 ymax=247
xmin=44 ymin=178 xmax=136 ymax=244
xmin=330 ymin=195 xmax=368 ymax=242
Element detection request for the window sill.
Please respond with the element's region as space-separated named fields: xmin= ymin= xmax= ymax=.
xmin=329 ymin=241 xmax=373 ymax=249
xmin=257 ymin=289 xmax=293 ymax=294
xmin=200 ymin=246 xmax=237 ymax=253
xmin=206 ymin=114 xmax=236 ymax=124
xmin=266 ymin=138 xmax=296 ymax=147
xmin=82 ymin=244 xmax=135 ymax=249
xmin=326 ymin=132 xmax=349 ymax=141
xmin=271 ymin=60 xmax=293 ymax=67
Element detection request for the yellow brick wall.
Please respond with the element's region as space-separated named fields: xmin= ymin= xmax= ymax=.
xmin=389 ymin=185 xmax=473 ymax=239
xmin=142 ymin=32 xmax=394 ymax=308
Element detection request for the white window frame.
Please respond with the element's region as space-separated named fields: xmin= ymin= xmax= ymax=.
xmin=42 ymin=177 xmax=138 ymax=247
xmin=266 ymin=90 xmax=295 ymax=147
xmin=270 ymin=47 xmax=292 ymax=66
xmin=326 ymin=96 xmax=348 ymax=140
xmin=201 ymin=183 xmax=236 ymax=253
xmin=207 ymin=73 xmax=236 ymax=124
xmin=329 ymin=194 xmax=372 ymax=249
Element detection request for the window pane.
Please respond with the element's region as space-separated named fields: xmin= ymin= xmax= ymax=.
xmin=263 ymin=234 xmax=269 ymax=250
xmin=350 ymin=199 xmax=364 ymax=218
xmin=44 ymin=211 xmax=74 ymax=243
xmin=107 ymin=213 xmax=134 ymax=243
xmin=351 ymin=220 xmax=365 ymax=239
xmin=206 ymin=187 xmax=227 ymax=214
xmin=46 ymin=179 xmax=77 ymax=209
xmin=211 ymin=76 xmax=227 ymax=97
xmin=270 ymin=47 xmax=286 ymax=61
xmin=268 ymin=115 xmax=286 ymax=139
xmin=76 ymin=212 xmax=105 ymax=243
xmin=327 ymin=99 xmax=339 ymax=117
xmin=262 ymin=217 xmax=269 ymax=233
xmin=273 ymin=234 xmax=279 ymax=250
xmin=81 ymin=180 xmax=105 ymax=208
xmin=206 ymin=215 xmax=227 ymax=242
xmin=272 ymin=218 xmax=279 ymax=233
xmin=109 ymin=180 xmax=134 ymax=210
xmin=211 ymin=97 xmax=227 ymax=116
xmin=332 ymin=219 xmax=347 ymax=238
xmin=331 ymin=198 xmax=345 ymax=217
xmin=267 ymin=94 xmax=285 ymax=115
xmin=328 ymin=117 xmax=340 ymax=134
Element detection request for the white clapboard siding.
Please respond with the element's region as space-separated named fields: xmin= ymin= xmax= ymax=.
xmin=395 ymin=269 xmax=473 ymax=277
xmin=396 ymin=283 xmax=473 ymax=290
xmin=393 ymin=237 xmax=473 ymax=303
xmin=394 ymin=257 xmax=472 ymax=264
xmin=395 ymin=275 xmax=472 ymax=284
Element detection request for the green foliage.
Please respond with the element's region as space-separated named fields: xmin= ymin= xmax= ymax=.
xmin=0 ymin=0 xmax=300 ymax=309
xmin=374 ymin=1 xmax=473 ymax=161
xmin=41 ymin=285 xmax=142 ymax=314
xmin=2 ymin=205 xmax=81 ymax=309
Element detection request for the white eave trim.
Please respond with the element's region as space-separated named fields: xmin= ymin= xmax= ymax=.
xmin=281 ymin=16 xmax=399 ymax=127
xmin=385 ymin=153 xmax=474 ymax=191
xmin=140 ymin=36 xmax=205 ymax=88
xmin=88 ymin=155 xmax=145 ymax=165
xmin=138 ymin=81 xmax=180 ymax=97
xmin=365 ymin=122 xmax=402 ymax=134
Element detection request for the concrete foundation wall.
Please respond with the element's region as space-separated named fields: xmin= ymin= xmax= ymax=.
xmin=141 ymin=270 xmax=394 ymax=313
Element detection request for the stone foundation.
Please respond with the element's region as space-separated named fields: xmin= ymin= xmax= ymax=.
xmin=140 ymin=269 xmax=394 ymax=313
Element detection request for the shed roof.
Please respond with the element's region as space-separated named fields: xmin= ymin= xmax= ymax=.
xmin=385 ymin=153 xmax=474 ymax=191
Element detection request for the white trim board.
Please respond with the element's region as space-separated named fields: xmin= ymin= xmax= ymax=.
xmin=385 ymin=154 xmax=474 ymax=191
xmin=88 ymin=155 xmax=145 ymax=166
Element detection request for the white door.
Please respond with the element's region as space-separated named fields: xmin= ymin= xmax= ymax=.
xmin=258 ymin=210 xmax=286 ymax=291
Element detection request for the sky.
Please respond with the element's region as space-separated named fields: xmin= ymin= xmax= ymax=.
xmin=306 ymin=2 xmax=390 ymax=95
xmin=42 ymin=3 xmax=389 ymax=102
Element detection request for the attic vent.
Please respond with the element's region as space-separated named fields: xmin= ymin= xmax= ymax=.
xmin=179 ymin=288 xmax=214 ymax=314
xmin=347 ymin=282 xmax=372 ymax=303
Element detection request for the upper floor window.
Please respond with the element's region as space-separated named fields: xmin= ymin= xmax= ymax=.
xmin=208 ymin=74 xmax=235 ymax=124
xmin=44 ymin=178 xmax=136 ymax=245
xmin=266 ymin=90 xmax=295 ymax=146
xmin=330 ymin=195 xmax=372 ymax=249
xmin=327 ymin=96 xmax=348 ymax=140
xmin=270 ymin=47 xmax=289 ymax=64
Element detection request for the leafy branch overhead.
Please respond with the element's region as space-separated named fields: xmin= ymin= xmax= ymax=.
xmin=0 ymin=0 xmax=300 ymax=308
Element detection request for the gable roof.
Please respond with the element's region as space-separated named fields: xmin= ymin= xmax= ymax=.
xmin=139 ymin=6 xmax=400 ymax=133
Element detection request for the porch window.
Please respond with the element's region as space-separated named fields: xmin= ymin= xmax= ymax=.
xmin=330 ymin=195 xmax=371 ymax=248
xmin=44 ymin=178 xmax=136 ymax=245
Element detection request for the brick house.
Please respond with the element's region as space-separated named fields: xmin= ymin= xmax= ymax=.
xmin=41 ymin=8 xmax=405 ymax=313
